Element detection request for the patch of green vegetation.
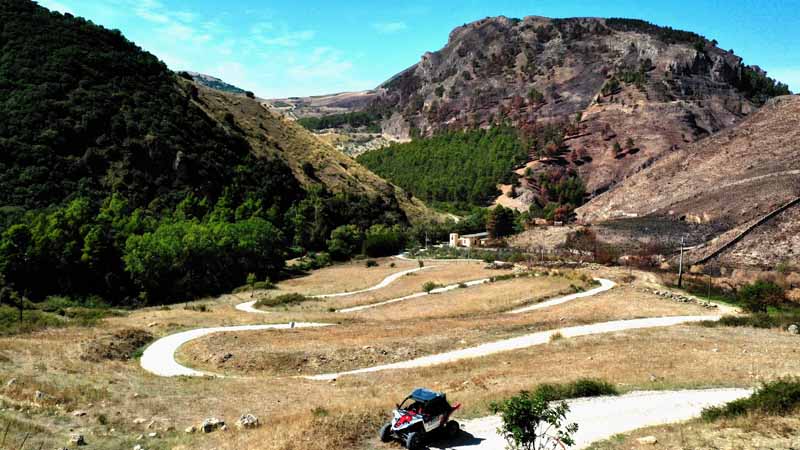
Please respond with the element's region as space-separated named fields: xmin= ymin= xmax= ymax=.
xmin=358 ymin=126 xmax=527 ymax=208
xmin=0 ymin=4 xmax=409 ymax=309
xmin=605 ymin=18 xmax=707 ymax=45
xmin=0 ymin=306 xmax=65 ymax=336
xmin=297 ymin=111 xmax=381 ymax=133
xmin=700 ymin=312 xmax=800 ymax=329
xmin=533 ymin=378 xmax=619 ymax=401
xmin=254 ymin=293 xmax=314 ymax=308
xmin=701 ymin=378 xmax=800 ymax=421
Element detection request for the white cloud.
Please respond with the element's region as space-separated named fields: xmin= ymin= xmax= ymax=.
xmin=371 ymin=21 xmax=407 ymax=34
xmin=254 ymin=29 xmax=316 ymax=47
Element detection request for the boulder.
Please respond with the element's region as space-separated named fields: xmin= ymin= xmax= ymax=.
xmin=200 ymin=418 xmax=225 ymax=433
xmin=71 ymin=410 xmax=87 ymax=417
xmin=235 ymin=414 xmax=260 ymax=429
xmin=34 ymin=390 xmax=47 ymax=401
xmin=637 ymin=435 xmax=658 ymax=445
xmin=184 ymin=425 xmax=197 ymax=434
xmin=133 ymin=445 xmax=145 ymax=450
xmin=5 ymin=378 xmax=16 ymax=388
xmin=69 ymin=433 xmax=86 ymax=446
xmin=788 ymin=324 xmax=799 ymax=335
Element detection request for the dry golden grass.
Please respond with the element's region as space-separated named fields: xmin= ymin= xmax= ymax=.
xmin=2 ymin=266 xmax=797 ymax=450
xmin=267 ymin=260 xmax=511 ymax=312
xmin=176 ymin=283 xmax=714 ymax=377
xmin=587 ymin=412 xmax=800 ymax=449
xmin=275 ymin=257 xmax=416 ymax=296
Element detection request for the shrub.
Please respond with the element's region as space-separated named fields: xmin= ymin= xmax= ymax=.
xmin=365 ymin=260 xmax=378 ymax=268
xmin=702 ymin=378 xmax=800 ymax=421
xmin=739 ymin=280 xmax=785 ymax=313
xmin=700 ymin=312 xmax=800 ymax=329
xmin=549 ymin=331 xmax=563 ymax=342
xmin=389 ymin=262 xmax=396 ymax=268
xmin=491 ymin=390 xmax=578 ymax=450
xmin=183 ymin=304 xmax=208 ymax=312
xmin=534 ymin=379 xmax=618 ymax=401
xmin=422 ymin=281 xmax=439 ymax=293
xmin=254 ymin=293 xmax=314 ymax=308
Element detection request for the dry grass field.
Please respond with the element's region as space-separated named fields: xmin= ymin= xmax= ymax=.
xmin=587 ymin=412 xmax=800 ymax=449
xmin=275 ymin=257 xmax=417 ymax=296
xmin=1 ymin=261 xmax=799 ymax=450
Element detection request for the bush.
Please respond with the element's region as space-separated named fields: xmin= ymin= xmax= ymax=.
xmin=534 ymin=379 xmax=618 ymax=401
xmin=0 ymin=306 xmax=64 ymax=336
xmin=702 ymin=378 xmax=800 ymax=421
xmin=739 ymin=280 xmax=785 ymax=313
xmin=365 ymin=260 xmax=378 ymax=268
xmin=254 ymin=293 xmax=314 ymax=308
xmin=491 ymin=390 xmax=578 ymax=450
xmin=422 ymin=281 xmax=439 ymax=293
xmin=700 ymin=312 xmax=800 ymax=329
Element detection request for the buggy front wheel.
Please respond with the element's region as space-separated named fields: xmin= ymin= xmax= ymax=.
xmin=379 ymin=423 xmax=392 ymax=442
xmin=405 ymin=431 xmax=424 ymax=450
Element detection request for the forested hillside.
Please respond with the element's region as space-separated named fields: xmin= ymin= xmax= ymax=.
xmin=357 ymin=127 xmax=527 ymax=210
xmin=0 ymin=0 xmax=419 ymax=306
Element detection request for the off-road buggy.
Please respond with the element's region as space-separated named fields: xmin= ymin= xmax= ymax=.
xmin=379 ymin=388 xmax=460 ymax=450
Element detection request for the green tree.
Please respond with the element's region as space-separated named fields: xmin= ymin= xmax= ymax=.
xmin=327 ymin=225 xmax=363 ymax=261
xmin=487 ymin=205 xmax=516 ymax=238
xmin=491 ymin=390 xmax=578 ymax=450
xmin=739 ymin=280 xmax=785 ymax=313
xmin=363 ymin=224 xmax=405 ymax=257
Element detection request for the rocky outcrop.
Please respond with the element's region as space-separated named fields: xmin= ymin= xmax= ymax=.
xmin=369 ymin=16 xmax=785 ymax=194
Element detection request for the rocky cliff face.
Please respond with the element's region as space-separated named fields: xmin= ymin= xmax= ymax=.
xmin=373 ymin=16 xmax=785 ymax=193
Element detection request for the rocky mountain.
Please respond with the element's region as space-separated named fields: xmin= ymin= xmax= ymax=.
xmin=578 ymin=95 xmax=800 ymax=269
xmin=370 ymin=16 xmax=789 ymax=195
xmin=186 ymin=71 xmax=249 ymax=95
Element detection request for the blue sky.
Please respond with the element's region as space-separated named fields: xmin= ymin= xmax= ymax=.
xmin=39 ymin=0 xmax=799 ymax=98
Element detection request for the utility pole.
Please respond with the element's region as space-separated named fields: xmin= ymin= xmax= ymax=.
xmin=677 ymin=236 xmax=685 ymax=288
xmin=425 ymin=231 xmax=429 ymax=250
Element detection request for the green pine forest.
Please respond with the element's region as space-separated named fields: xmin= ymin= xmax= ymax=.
xmin=357 ymin=126 xmax=528 ymax=210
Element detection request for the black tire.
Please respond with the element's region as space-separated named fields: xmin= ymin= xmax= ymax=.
xmin=405 ymin=430 xmax=424 ymax=450
xmin=446 ymin=420 xmax=459 ymax=438
xmin=379 ymin=423 xmax=393 ymax=443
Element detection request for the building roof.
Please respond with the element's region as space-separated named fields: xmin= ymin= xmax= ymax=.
xmin=461 ymin=232 xmax=489 ymax=238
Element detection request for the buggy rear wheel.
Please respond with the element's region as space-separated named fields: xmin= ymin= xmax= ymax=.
xmin=405 ymin=430 xmax=424 ymax=450
xmin=379 ymin=423 xmax=392 ymax=442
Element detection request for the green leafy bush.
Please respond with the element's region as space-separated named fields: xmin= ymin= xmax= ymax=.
xmin=491 ymin=389 xmax=578 ymax=450
xmin=533 ymin=378 xmax=618 ymax=401
xmin=254 ymin=293 xmax=314 ymax=308
xmin=739 ymin=280 xmax=785 ymax=313
xmin=702 ymin=378 xmax=800 ymax=421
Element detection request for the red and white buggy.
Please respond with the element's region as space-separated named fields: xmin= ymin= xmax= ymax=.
xmin=379 ymin=388 xmax=461 ymax=450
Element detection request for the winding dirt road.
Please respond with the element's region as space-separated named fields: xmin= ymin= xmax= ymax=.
xmin=137 ymin=263 xmax=746 ymax=447
xmin=430 ymin=388 xmax=752 ymax=450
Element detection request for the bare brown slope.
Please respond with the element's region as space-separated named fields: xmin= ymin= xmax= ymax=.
xmin=191 ymin=83 xmax=440 ymax=223
xmin=578 ymin=95 xmax=800 ymax=225
xmin=578 ymin=95 xmax=800 ymax=268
